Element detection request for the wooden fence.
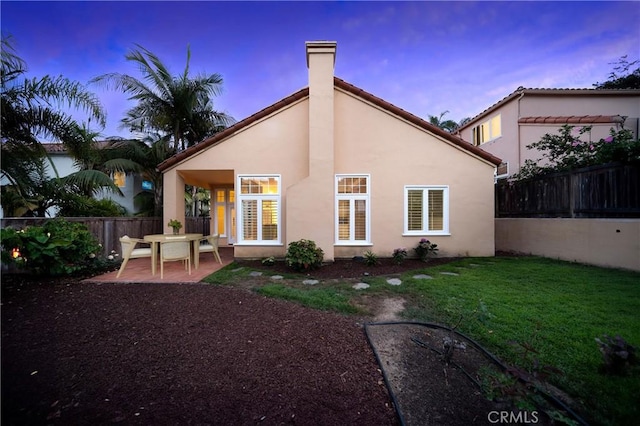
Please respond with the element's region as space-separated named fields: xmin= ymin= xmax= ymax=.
xmin=495 ymin=163 xmax=640 ymax=218
xmin=0 ymin=216 xmax=211 ymax=256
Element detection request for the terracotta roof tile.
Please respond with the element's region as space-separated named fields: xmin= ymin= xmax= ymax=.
xmin=42 ymin=140 xmax=116 ymax=153
xmin=457 ymin=87 xmax=640 ymax=131
xmin=518 ymin=115 xmax=626 ymax=124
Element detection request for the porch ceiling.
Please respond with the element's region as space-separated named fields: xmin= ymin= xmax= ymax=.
xmin=178 ymin=169 xmax=234 ymax=188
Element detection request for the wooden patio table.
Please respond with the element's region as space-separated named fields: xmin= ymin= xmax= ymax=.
xmin=143 ymin=233 xmax=203 ymax=276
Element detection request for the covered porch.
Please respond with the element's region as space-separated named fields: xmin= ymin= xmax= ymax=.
xmin=173 ymin=169 xmax=236 ymax=247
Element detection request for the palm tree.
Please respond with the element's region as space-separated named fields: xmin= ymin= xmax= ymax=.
xmin=1 ymin=35 xmax=106 ymax=216
xmin=61 ymin=123 xmax=126 ymax=198
xmin=427 ymin=111 xmax=460 ymax=133
xmin=91 ymin=44 xmax=234 ymax=151
xmin=106 ymin=134 xmax=175 ymax=216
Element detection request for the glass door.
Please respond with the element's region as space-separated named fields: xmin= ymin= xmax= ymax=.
xmin=214 ymin=188 xmax=236 ymax=244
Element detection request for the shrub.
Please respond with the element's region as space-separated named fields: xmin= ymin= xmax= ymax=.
xmin=0 ymin=218 xmax=102 ymax=276
xmin=414 ymin=238 xmax=438 ymax=262
xmin=514 ymin=125 xmax=640 ymax=180
xmin=595 ymin=334 xmax=638 ymax=376
xmin=261 ymin=256 xmax=276 ymax=266
xmin=285 ymin=239 xmax=324 ymax=272
xmin=392 ymin=248 xmax=408 ymax=264
xmin=363 ymin=250 xmax=378 ymax=266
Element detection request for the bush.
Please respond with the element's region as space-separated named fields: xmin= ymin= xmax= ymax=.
xmin=261 ymin=256 xmax=276 ymax=266
xmin=414 ymin=238 xmax=438 ymax=262
xmin=363 ymin=250 xmax=378 ymax=266
xmin=392 ymin=248 xmax=408 ymax=264
xmin=514 ymin=125 xmax=640 ymax=180
xmin=0 ymin=218 xmax=102 ymax=276
xmin=285 ymin=239 xmax=324 ymax=272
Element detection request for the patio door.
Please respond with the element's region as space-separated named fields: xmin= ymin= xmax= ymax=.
xmin=214 ymin=188 xmax=236 ymax=244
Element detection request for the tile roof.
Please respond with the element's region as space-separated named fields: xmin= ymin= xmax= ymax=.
xmin=42 ymin=140 xmax=122 ymax=153
xmin=457 ymin=87 xmax=640 ymax=131
xmin=158 ymin=77 xmax=501 ymax=171
xmin=518 ymin=115 xmax=626 ymax=124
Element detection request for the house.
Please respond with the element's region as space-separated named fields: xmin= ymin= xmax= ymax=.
xmin=157 ymin=41 xmax=501 ymax=261
xmin=0 ymin=141 xmax=147 ymax=218
xmin=455 ymin=87 xmax=640 ymax=179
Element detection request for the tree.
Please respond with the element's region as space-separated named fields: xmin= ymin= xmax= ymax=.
xmin=513 ymin=124 xmax=640 ymax=180
xmin=593 ymin=55 xmax=640 ymax=89
xmin=427 ymin=111 xmax=461 ymax=133
xmin=1 ymin=35 xmax=106 ymax=216
xmin=107 ymin=134 xmax=176 ymax=216
xmin=91 ymin=44 xmax=234 ymax=151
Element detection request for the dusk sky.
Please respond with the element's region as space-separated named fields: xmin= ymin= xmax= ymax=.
xmin=2 ymin=1 xmax=639 ymax=139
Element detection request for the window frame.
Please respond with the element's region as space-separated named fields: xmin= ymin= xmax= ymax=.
xmin=335 ymin=174 xmax=371 ymax=245
xmin=236 ymin=174 xmax=282 ymax=245
xmin=403 ymin=185 xmax=450 ymax=236
xmin=472 ymin=114 xmax=501 ymax=146
xmin=113 ymin=171 xmax=126 ymax=188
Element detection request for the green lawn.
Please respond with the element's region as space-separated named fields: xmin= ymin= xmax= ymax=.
xmin=204 ymin=257 xmax=640 ymax=425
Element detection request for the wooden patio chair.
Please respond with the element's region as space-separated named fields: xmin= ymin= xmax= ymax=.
xmin=199 ymin=234 xmax=222 ymax=264
xmin=159 ymin=239 xmax=191 ymax=279
xmin=117 ymin=236 xmax=152 ymax=278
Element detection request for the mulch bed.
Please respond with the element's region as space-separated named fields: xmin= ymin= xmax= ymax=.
xmin=236 ymin=256 xmax=459 ymax=279
xmin=1 ymin=276 xmax=397 ymax=425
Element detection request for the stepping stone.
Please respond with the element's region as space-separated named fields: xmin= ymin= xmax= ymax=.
xmin=249 ymin=271 xmax=263 ymax=277
xmin=413 ymin=274 xmax=433 ymax=280
xmin=386 ymin=278 xmax=402 ymax=286
xmin=302 ymin=279 xmax=319 ymax=285
xmin=270 ymin=275 xmax=283 ymax=280
xmin=468 ymin=263 xmax=481 ymax=267
xmin=353 ymin=283 xmax=370 ymax=290
xmin=440 ymin=272 xmax=459 ymax=276
xmin=232 ymin=267 xmax=245 ymax=272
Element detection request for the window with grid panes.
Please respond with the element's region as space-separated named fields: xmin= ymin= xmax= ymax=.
xmin=404 ymin=186 xmax=449 ymax=235
xmin=335 ymin=175 xmax=370 ymax=244
xmin=237 ymin=175 xmax=280 ymax=244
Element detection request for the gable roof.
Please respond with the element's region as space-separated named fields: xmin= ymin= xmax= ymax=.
xmin=158 ymin=77 xmax=501 ymax=171
xmin=457 ymin=87 xmax=640 ymax=132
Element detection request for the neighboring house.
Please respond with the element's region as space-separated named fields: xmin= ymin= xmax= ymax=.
xmin=0 ymin=142 xmax=145 ymax=218
xmin=158 ymin=41 xmax=501 ymax=261
xmin=455 ymin=87 xmax=640 ymax=179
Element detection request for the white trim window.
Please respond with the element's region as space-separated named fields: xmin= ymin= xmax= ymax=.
xmin=237 ymin=175 xmax=281 ymax=245
xmin=335 ymin=174 xmax=370 ymax=245
xmin=404 ymin=186 xmax=449 ymax=235
xmin=472 ymin=114 xmax=501 ymax=146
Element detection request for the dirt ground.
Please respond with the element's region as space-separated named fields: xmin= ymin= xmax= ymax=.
xmin=2 ymin=257 xmax=567 ymax=425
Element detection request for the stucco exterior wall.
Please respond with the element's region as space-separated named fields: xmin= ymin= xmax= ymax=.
xmin=333 ymin=90 xmax=496 ymax=258
xmin=496 ymin=218 xmax=640 ymax=271
xmin=162 ymin=98 xmax=310 ymax=256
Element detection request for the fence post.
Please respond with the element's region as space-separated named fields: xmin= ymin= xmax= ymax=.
xmin=569 ymin=171 xmax=575 ymax=218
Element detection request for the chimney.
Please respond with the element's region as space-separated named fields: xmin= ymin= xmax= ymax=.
xmin=305 ymin=41 xmax=337 ymax=177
